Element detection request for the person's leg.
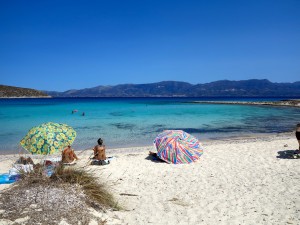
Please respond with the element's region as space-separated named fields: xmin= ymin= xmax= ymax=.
xmin=72 ymin=150 xmax=78 ymax=160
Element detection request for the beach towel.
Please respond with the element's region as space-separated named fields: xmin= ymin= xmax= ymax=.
xmin=0 ymin=173 xmax=19 ymax=184
xmin=91 ymin=159 xmax=110 ymax=165
xmin=63 ymin=160 xmax=77 ymax=166
xmin=107 ymin=156 xmax=116 ymax=160
xmin=0 ymin=164 xmax=33 ymax=184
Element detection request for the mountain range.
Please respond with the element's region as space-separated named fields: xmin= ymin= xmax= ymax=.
xmin=45 ymin=79 xmax=300 ymax=97
xmin=1 ymin=79 xmax=300 ymax=98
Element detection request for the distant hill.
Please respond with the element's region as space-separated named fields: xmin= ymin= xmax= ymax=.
xmin=0 ymin=85 xmax=49 ymax=98
xmin=45 ymin=79 xmax=300 ymax=97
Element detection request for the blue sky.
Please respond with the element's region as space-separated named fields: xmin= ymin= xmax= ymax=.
xmin=0 ymin=0 xmax=299 ymax=91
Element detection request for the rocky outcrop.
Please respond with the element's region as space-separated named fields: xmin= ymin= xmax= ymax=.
xmin=0 ymin=85 xmax=49 ymax=98
xmin=190 ymin=99 xmax=300 ymax=107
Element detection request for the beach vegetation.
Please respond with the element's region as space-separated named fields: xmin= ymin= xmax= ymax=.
xmin=52 ymin=165 xmax=120 ymax=210
xmin=0 ymin=163 xmax=120 ymax=224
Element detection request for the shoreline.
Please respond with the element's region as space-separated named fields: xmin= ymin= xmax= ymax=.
xmin=0 ymin=131 xmax=295 ymax=155
xmin=0 ymin=132 xmax=297 ymax=166
xmin=0 ymin=131 xmax=295 ymax=158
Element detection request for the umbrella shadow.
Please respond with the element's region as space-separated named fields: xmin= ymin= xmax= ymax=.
xmin=145 ymin=155 xmax=166 ymax=163
xmin=277 ymin=149 xmax=300 ymax=159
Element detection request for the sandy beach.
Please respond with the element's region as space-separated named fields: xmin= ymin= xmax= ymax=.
xmin=1 ymin=133 xmax=300 ymax=225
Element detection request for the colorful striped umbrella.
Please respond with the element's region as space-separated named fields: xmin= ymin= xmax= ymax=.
xmin=153 ymin=130 xmax=203 ymax=164
xmin=20 ymin=122 xmax=76 ymax=155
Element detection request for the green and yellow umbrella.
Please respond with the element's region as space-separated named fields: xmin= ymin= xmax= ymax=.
xmin=20 ymin=122 xmax=76 ymax=155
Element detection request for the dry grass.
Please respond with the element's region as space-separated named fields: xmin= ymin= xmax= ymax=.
xmin=51 ymin=165 xmax=121 ymax=210
xmin=0 ymin=163 xmax=120 ymax=224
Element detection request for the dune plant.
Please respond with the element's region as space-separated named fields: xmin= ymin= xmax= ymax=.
xmin=18 ymin=163 xmax=120 ymax=210
xmin=51 ymin=164 xmax=120 ymax=210
xmin=0 ymin=163 xmax=121 ymax=224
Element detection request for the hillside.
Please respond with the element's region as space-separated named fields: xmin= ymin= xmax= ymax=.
xmin=45 ymin=79 xmax=300 ymax=97
xmin=0 ymin=85 xmax=49 ymax=98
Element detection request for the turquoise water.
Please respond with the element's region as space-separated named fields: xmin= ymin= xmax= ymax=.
xmin=1 ymin=97 xmax=300 ymax=153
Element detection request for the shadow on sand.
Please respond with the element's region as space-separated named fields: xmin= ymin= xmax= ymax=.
xmin=145 ymin=155 xmax=165 ymax=163
xmin=277 ymin=150 xmax=300 ymax=159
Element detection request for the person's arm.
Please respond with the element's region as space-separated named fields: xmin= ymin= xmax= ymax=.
xmin=71 ymin=149 xmax=78 ymax=160
xmin=93 ymin=146 xmax=98 ymax=156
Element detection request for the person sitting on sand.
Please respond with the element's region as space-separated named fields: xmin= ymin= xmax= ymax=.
xmin=93 ymin=138 xmax=106 ymax=160
xmin=90 ymin=138 xmax=112 ymax=165
xmin=149 ymin=151 xmax=158 ymax=158
xmin=149 ymin=151 xmax=165 ymax=162
xmin=62 ymin=145 xmax=78 ymax=164
xmin=295 ymin=123 xmax=300 ymax=154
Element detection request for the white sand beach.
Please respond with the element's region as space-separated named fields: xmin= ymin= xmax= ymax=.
xmin=1 ymin=133 xmax=300 ymax=225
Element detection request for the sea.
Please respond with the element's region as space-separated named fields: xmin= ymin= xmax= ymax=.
xmin=1 ymin=97 xmax=300 ymax=153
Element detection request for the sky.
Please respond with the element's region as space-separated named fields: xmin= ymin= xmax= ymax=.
xmin=0 ymin=0 xmax=299 ymax=91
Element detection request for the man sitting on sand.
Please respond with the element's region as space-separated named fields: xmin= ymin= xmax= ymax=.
xmin=93 ymin=138 xmax=107 ymax=160
xmin=91 ymin=138 xmax=110 ymax=165
xmin=62 ymin=145 xmax=78 ymax=164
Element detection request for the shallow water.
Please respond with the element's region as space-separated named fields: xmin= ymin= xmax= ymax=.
xmin=1 ymin=97 xmax=299 ymax=153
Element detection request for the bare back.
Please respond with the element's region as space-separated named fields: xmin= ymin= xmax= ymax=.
xmin=93 ymin=145 xmax=106 ymax=160
xmin=62 ymin=147 xmax=78 ymax=163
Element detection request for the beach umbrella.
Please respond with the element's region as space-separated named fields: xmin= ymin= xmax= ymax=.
xmin=153 ymin=130 xmax=203 ymax=164
xmin=20 ymin=122 xmax=76 ymax=155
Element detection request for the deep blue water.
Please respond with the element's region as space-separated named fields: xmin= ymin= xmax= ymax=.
xmin=1 ymin=97 xmax=300 ymax=153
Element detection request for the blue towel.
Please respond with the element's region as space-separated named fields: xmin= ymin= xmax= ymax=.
xmin=0 ymin=173 xmax=19 ymax=184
